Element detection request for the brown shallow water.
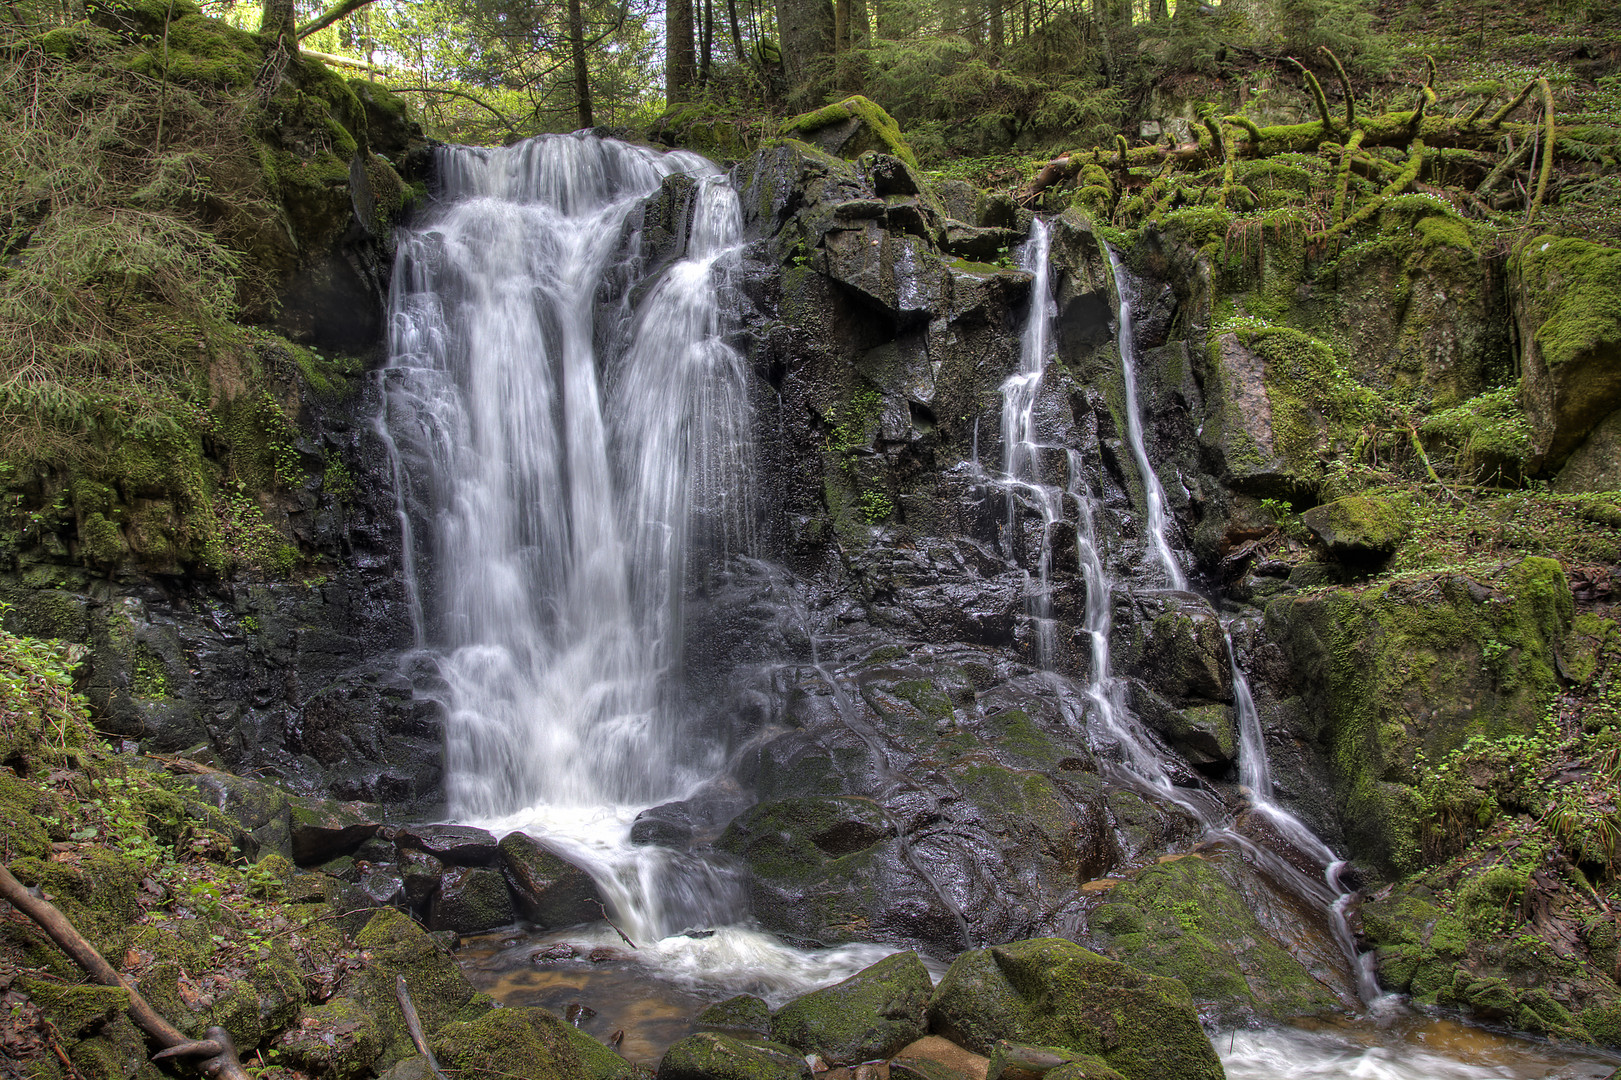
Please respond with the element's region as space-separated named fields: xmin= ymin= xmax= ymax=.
xmin=458 ymin=923 xmax=1621 ymax=1078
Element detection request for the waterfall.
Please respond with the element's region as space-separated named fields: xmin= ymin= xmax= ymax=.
xmin=378 ymin=134 xmax=756 ymax=941
xmin=1105 ymin=249 xmax=1186 ymax=591
xmin=1007 ymin=221 xmax=1377 ymax=1005
xmin=1228 ymin=634 xmax=1384 ymax=1002
xmin=1001 ymin=219 xmax=1062 ymax=666
xmin=998 ymin=222 xmax=1179 ymax=788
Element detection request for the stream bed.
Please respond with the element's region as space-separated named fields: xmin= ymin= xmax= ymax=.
xmin=456 ymin=924 xmax=1621 ymax=1079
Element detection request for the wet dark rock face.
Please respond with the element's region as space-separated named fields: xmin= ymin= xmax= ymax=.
xmin=1 ymin=136 xmax=1377 ymax=1019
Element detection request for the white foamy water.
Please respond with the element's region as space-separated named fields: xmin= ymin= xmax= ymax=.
xmin=1221 ymin=1021 xmax=1618 ymax=1079
xmin=380 ymin=134 xmax=756 ymax=941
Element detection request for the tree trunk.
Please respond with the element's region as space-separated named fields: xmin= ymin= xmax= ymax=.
xmin=667 ymin=0 xmax=696 ymax=102
xmin=727 ymin=0 xmax=745 ymax=62
xmin=260 ymin=0 xmax=297 ymax=48
xmin=568 ymin=0 xmax=593 ymax=127
xmin=775 ymin=0 xmax=834 ymax=102
xmin=989 ymin=0 xmax=1003 ymax=47
xmin=700 ymin=0 xmax=713 ymax=84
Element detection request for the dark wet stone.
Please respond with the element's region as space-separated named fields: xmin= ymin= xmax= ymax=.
xmin=395 ymin=823 xmax=499 ymax=865
xmin=399 ymin=847 xmax=445 ymax=908
xmin=289 ymin=797 xmax=381 ymax=866
xmin=427 ymin=866 xmax=514 ymax=934
xmin=498 ymin=832 xmax=604 ymax=928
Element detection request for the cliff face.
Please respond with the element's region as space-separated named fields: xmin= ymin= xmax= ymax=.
xmin=1 ymin=30 xmax=1618 ymax=1045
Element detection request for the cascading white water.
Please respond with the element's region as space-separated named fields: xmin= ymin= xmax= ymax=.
xmin=1105 ymin=249 xmax=1186 ymax=591
xmin=1000 ymin=220 xmax=1063 ymax=666
xmin=1007 ymin=220 xmax=1378 ymax=1006
xmin=379 ymin=134 xmax=757 ymax=942
xmin=1227 ymin=633 xmax=1383 ymax=1002
xmin=998 ymin=222 xmax=1187 ymax=787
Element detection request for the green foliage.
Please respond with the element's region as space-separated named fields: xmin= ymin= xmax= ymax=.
xmin=1420 ymin=387 xmax=1531 ymax=482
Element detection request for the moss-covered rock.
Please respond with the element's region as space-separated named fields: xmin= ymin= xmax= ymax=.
xmin=432 ymin=1007 xmax=637 ymax=1080
xmin=1087 ymin=855 xmax=1343 ymax=1021
xmin=770 ymin=951 xmax=932 ymax=1065
xmin=697 ymin=995 xmax=772 ymax=1033
xmin=1301 ymin=495 xmax=1411 ymax=564
xmin=659 ymin=1032 xmax=814 ymax=1080
xmin=17 ymin=978 xmax=131 ymax=1038
xmin=1044 ymin=1059 xmax=1128 ymax=1080
xmin=427 ymin=866 xmax=515 ymax=934
xmin=779 ymin=97 xmax=919 ymax=169
xmin=926 ymin=938 xmax=1223 ymax=1080
xmin=1511 ymin=236 xmax=1621 ymax=473
xmin=497 ymin=831 xmax=603 ymax=928
xmin=1555 ymin=407 xmax=1621 ymax=493
xmin=1267 ymin=559 xmax=1574 ymax=874
xmin=350 ymin=908 xmax=485 ymax=1066
xmin=275 ymin=997 xmax=384 ymax=1080
xmin=7 ymin=849 xmax=144 ymax=972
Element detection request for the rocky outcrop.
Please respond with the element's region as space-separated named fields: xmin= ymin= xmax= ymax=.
xmin=1511 ymin=237 xmax=1621 ymax=474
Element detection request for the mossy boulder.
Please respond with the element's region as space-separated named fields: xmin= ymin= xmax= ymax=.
xmin=288 ymin=796 xmax=380 ymax=865
xmin=16 ymin=978 xmax=131 ymax=1038
xmin=659 ymin=1032 xmax=814 ymax=1080
xmin=1511 ymin=236 xmax=1621 ymax=473
xmin=427 ymin=866 xmax=515 ymax=934
xmin=432 ymin=1007 xmax=638 ymax=1080
xmin=1555 ymin=407 xmax=1621 ymax=493
xmin=497 ymin=831 xmax=603 ymax=927
xmin=779 ymin=96 xmax=919 ymax=169
xmin=275 ymin=997 xmax=384 ymax=1080
xmin=1267 ymin=558 xmax=1574 ymax=874
xmin=350 ymin=908 xmax=487 ymax=1067
xmin=1045 ymin=1060 xmax=1128 ymax=1080
xmin=6 ymin=849 xmax=144 ymax=972
xmin=1300 ymin=495 xmax=1411 ymax=564
xmin=1202 ymin=327 xmax=1375 ymax=499
xmin=0 ymin=771 xmax=61 ymax=859
xmin=926 ymin=938 xmax=1223 ymax=1080
xmin=716 ymin=795 xmax=896 ymax=944
xmin=697 ymin=994 xmax=772 ymax=1033
xmin=770 ymin=950 xmax=933 ymax=1064
xmin=1087 ymin=855 xmax=1344 ymax=1021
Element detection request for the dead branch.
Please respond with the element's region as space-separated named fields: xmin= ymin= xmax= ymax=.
xmin=395 ymin=975 xmax=451 ymax=1080
xmin=0 ymin=861 xmax=252 ymax=1080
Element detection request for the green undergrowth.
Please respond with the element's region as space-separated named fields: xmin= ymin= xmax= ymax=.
xmin=0 ymin=619 xmax=380 ymax=1077
xmin=0 ymin=1 xmax=404 ymax=579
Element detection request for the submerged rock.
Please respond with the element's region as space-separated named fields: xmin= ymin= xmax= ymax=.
xmin=926 ymin=939 xmax=1223 ymax=1080
xmin=770 ymin=950 xmax=933 ymax=1065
